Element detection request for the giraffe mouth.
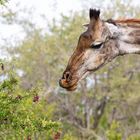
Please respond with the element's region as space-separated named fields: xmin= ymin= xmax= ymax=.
xmin=59 ymin=70 xmax=91 ymax=91
xmin=59 ymin=78 xmax=78 ymax=91
xmin=66 ymin=71 xmax=90 ymax=91
xmin=60 ymin=65 xmax=102 ymax=91
xmin=65 ymin=83 xmax=78 ymax=91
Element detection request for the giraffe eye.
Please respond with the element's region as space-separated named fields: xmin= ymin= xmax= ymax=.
xmin=90 ymin=41 xmax=103 ymax=49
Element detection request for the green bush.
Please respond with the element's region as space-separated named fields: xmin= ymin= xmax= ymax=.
xmin=106 ymin=120 xmax=122 ymax=140
xmin=0 ymin=75 xmax=61 ymax=139
xmin=127 ymin=135 xmax=140 ymax=140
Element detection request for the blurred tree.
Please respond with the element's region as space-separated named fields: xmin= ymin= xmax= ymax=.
xmin=0 ymin=0 xmax=8 ymax=5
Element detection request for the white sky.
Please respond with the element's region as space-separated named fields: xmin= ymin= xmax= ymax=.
xmin=0 ymin=0 xmax=140 ymax=58
xmin=0 ymin=0 xmax=83 ymax=47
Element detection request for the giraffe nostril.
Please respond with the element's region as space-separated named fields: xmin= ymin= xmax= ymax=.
xmin=66 ymin=73 xmax=70 ymax=79
xmin=64 ymin=72 xmax=71 ymax=81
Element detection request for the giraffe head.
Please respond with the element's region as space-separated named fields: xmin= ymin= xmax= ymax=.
xmin=59 ymin=9 xmax=120 ymax=91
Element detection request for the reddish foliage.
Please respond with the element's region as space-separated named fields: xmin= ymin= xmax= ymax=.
xmin=15 ymin=95 xmax=22 ymax=100
xmin=53 ymin=132 xmax=61 ymax=140
xmin=27 ymin=136 xmax=31 ymax=140
xmin=33 ymin=95 xmax=39 ymax=102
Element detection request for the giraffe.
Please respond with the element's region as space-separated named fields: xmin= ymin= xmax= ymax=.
xmin=59 ymin=9 xmax=140 ymax=91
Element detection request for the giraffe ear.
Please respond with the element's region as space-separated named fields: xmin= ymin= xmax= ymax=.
xmin=89 ymin=9 xmax=100 ymax=20
xmin=83 ymin=24 xmax=89 ymax=27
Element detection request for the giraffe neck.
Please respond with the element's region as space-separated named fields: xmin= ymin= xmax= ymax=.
xmin=106 ymin=22 xmax=140 ymax=55
xmin=118 ymin=40 xmax=140 ymax=55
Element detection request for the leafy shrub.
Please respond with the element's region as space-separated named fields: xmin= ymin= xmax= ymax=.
xmin=106 ymin=120 xmax=122 ymax=140
xmin=0 ymin=75 xmax=61 ymax=139
xmin=127 ymin=135 xmax=140 ymax=140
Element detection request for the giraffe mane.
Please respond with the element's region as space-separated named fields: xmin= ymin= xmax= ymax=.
xmin=106 ymin=18 xmax=140 ymax=28
xmin=115 ymin=19 xmax=140 ymax=24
